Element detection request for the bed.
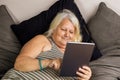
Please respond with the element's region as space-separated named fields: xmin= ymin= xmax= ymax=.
xmin=0 ymin=0 xmax=120 ymax=79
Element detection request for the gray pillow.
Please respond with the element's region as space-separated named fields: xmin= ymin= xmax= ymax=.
xmin=0 ymin=5 xmax=21 ymax=77
xmin=87 ymin=2 xmax=120 ymax=55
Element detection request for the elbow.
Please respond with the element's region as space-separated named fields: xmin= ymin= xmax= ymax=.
xmin=14 ymin=57 xmax=34 ymax=72
xmin=14 ymin=57 xmax=26 ymax=72
xmin=14 ymin=60 xmax=23 ymax=71
xmin=14 ymin=62 xmax=28 ymax=72
xmin=14 ymin=56 xmax=38 ymax=72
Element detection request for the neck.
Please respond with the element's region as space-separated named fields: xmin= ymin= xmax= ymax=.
xmin=58 ymin=46 xmax=66 ymax=54
xmin=50 ymin=36 xmax=66 ymax=53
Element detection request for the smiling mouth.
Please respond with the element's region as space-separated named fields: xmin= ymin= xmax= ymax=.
xmin=64 ymin=39 xmax=71 ymax=43
xmin=63 ymin=38 xmax=69 ymax=40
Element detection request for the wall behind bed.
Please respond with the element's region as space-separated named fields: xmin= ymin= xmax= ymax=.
xmin=0 ymin=0 xmax=120 ymax=23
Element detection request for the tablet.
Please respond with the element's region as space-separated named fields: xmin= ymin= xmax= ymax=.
xmin=60 ymin=42 xmax=95 ymax=77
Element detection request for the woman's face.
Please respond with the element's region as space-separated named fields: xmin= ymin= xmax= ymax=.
xmin=52 ymin=18 xmax=75 ymax=48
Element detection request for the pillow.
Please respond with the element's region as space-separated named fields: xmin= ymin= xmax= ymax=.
xmin=11 ymin=0 xmax=90 ymax=45
xmin=11 ymin=0 xmax=101 ymax=61
xmin=87 ymin=2 xmax=120 ymax=55
xmin=0 ymin=5 xmax=21 ymax=78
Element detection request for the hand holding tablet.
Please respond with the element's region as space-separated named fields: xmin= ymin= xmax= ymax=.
xmin=60 ymin=42 xmax=95 ymax=77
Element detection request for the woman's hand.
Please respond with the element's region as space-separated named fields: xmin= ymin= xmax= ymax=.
xmin=48 ymin=58 xmax=62 ymax=70
xmin=76 ymin=66 xmax=92 ymax=80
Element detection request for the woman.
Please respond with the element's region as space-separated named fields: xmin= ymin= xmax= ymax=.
xmin=2 ymin=9 xmax=91 ymax=80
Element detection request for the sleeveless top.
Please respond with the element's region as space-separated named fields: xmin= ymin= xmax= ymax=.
xmin=37 ymin=37 xmax=64 ymax=59
xmin=2 ymin=37 xmax=75 ymax=80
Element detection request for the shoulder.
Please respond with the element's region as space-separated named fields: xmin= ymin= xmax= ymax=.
xmin=26 ymin=35 xmax=49 ymax=45
xmin=33 ymin=35 xmax=52 ymax=51
xmin=34 ymin=35 xmax=46 ymax=39
xmin=32 ymin=35 xmax=48 ymax=41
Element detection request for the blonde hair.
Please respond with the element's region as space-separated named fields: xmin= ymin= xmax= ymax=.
xmin=44 ymin=9 xmax=82 ymax=42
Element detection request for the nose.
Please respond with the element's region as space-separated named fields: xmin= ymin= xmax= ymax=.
xmin=65 ymin=31 xmax=70 ymax=37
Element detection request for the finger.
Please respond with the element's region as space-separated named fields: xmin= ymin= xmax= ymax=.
xmin=76 ymin=71 xmax=88 ymax=78
xmin=78 ymin=68 xmax=87 ymax=75
xmin=52 ymin=59 xmax=60 ymax=70
xmin=76 ymin=71 xmax=90 ymax=80
xmin=77 ymin=68 xmax=91 ymax=80
xmin=48 ymin=59 xmax=54 ymax=68
xmin=82 ymin=66 xmax=91 ymax=72
xmin=79 ymin=66 xmax=91 ymax=75
xmin=77 ymin=77 xmax=87 ymax=80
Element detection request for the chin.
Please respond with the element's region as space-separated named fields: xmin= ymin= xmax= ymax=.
xmin=61 ymin=40 xmax=69 ymax=45
xmin=62 ymin=42 xmax=66 ymax=45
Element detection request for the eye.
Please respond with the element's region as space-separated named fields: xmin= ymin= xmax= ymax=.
xmin=70 ymin=31 xmax=74 ymax=34
xmin=61 ymin=28 xmax=66 ymax=31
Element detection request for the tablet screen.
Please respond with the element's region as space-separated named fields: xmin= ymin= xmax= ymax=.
xmin=60 ymin=42 xmax=95 ymax=77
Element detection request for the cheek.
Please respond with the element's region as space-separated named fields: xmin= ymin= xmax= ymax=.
xmin=71 ymin=34 xmax=76 ymax=39
xmin=57 ymin=30 xmax=64 ymax=35
xmin=69 ymin=33 xmax=74 ymax=36
xmin=53 ymin=30 xmax=61 ymax=38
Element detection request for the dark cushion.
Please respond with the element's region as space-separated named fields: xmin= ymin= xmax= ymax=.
xmin=0 ymin=5 xmax=21 ymax=78
xmin=11 ymin=0 xmax=90 ymax=46
xmin=87 ymin=2 xmax=120 ymax=55
xmin=11 ymin=0 xmax=101 ymax=61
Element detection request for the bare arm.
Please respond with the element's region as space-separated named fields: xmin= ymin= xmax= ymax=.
xmin=14 ymin=35 xmax=52 ymax=72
